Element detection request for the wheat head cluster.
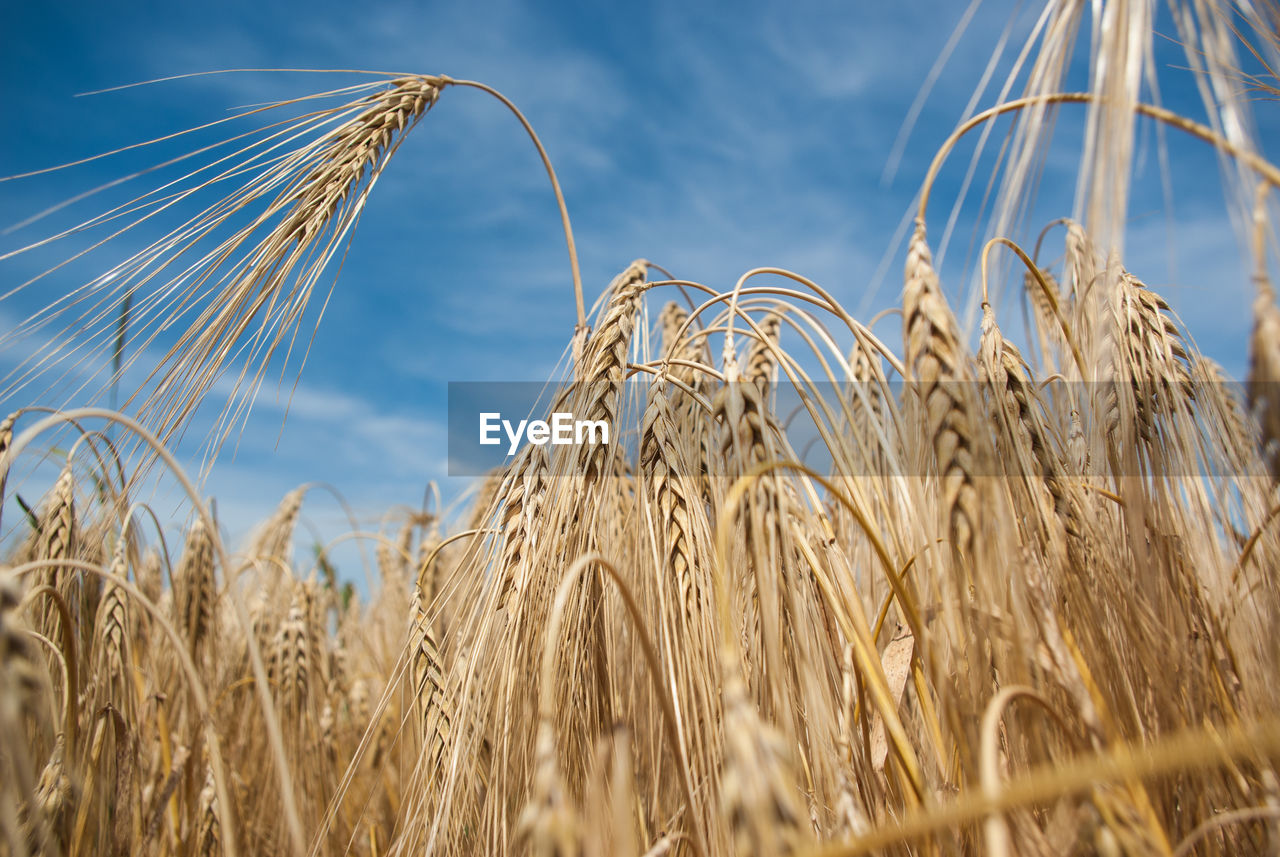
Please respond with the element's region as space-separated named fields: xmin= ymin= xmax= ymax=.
xmin=4 ymin=2 xmax=1280 ymax=856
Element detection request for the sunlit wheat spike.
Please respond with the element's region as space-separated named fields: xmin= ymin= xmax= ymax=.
xmin=94 ymin=532 xmax=135 ymax=715
xmin=414 ymin=527 xmax=442 ymax=609
xmin=658 ymin=300 xmax=688 ymax=353
xmin=272 ymin=595 xmax=310 ymax=712
xmin=1024 ymin=266 xmax=1069 ymax=368
xmin=848 ymin=335 xmax=884 ymax=416
xmin=656 ymin=300 xmax=718 ymax=502
xmin=640 ymin=380 xmax=704 ymax=622
xmin=1063 ymin=221 xmax=1097 ymax=299
xmin=393 ymin=516 xmax=418 ymax=580
xmin=902 ymin=219 xmax=977 ymax=558
xmin=1063 ymin=220 xmax=1102 ymax=366
xmin=318 ymin=701 xmax=339 ymax=770
xmin=1194 ymin=356 xmax=1255 ymax=475
xmin=173 ymin=517 xmax=216 ymax=662
xmin=32 ymin=461 xmax=78 ymax=646
xmin=715 ymin=351 xmax=781 ymax=478
xmin=574 ymin=260 xmax=647 ymax=485
xmin=2 ymin=75 xmax=444 ymax=463
xmin=348 ymin=677 xmax=371 ymax=730
xmin=745 ymin=311 xmax=782 ymax=396
xmin=136 ymin=547 xmax=163 ymax=604
xmin=302 ymin=576 xmax=330 ymax=702
xmin=658 ymin=301 xmax=711 ymax=390
xmin=40 ymin=462 xmax=76 ymax=576
xmin=496 ymin=443 xmax=548 ymax=608
xmin=326 ymin=641 xmax=349 ymax=703
xmin=250 ymin=486 xmax=305 ymax=566
xmin=375 ymin=516 xmax=415 ymax=585
xmin=979 ymin=302 xmax=1078 ymax=539
xmin=1109 ymin=271 xmax=1194 ymax=451
xmin=410 ymin=581 xmax=452 ymax=769
xmin=465 ymin=468 xmax=503 ymax=531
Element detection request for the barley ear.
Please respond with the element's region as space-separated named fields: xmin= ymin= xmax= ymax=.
xmin=903 ymin=219 xmax=978 ymax=559
xmin=574 ymin=260 xmax=647 ymax=486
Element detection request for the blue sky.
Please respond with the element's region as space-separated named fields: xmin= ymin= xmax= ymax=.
xmin=2 ymin=1 xmax=1276 ymax=572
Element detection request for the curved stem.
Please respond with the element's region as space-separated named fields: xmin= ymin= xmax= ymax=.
xmin=979 ymin=685 xmax=1079 ymax=857
xmin=446 ymin=78 xmax=585 ymax=330
xmin=1172 ymin=806 xmax=1280 ymax=857
xmin=21 ymin=585 xmax=79 ymax=750
xmin=540 ymin=553 xmax=709 ymax=857
xmin=416 ymin=528 xmax=493 ymax=596
xmin=22 ymin=629 xmax=68 ymax=745
xmin=920 ymin=93 xmax=1280 ymax=227
xmin=1234 ymin=498 xmax=1280 ymax=582
xmin=1032 ymin=217 xmax=1074 ymax=265
xmin=980 ymin=235 xmax=1086 ymax=377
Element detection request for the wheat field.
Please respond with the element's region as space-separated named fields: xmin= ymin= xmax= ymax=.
xmin=4 ymin=2 xmax=1280 ymax=856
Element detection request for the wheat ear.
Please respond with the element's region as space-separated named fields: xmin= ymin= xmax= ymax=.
xmin=903 ymin=219 xmax=977 ymax=559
